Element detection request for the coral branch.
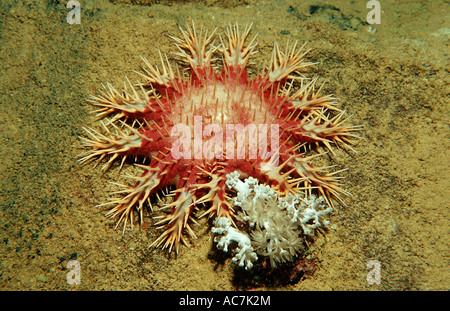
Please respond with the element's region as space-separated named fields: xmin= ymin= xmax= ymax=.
xmin=212 ymin=217 xmax=258 ymax=270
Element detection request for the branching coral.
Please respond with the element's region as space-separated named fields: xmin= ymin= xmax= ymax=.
xmin=212 ymin=171 xmax=333 ymax=269
xmin=211 ymin=217 xmax=258 ymax=270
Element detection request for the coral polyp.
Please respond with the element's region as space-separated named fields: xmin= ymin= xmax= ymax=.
xmin=80 ymin=22 xmax=360 ymax=253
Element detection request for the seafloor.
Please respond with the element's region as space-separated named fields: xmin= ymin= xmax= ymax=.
xmin=0 ymin=0 xmax=448 ymax=290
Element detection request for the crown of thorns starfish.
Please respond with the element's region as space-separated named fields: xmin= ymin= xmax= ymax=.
xmin=79 ymin=22 xmax=362 ymax=253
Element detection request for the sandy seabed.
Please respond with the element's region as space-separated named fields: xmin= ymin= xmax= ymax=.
xmin=0 ymin=0 xmax=448 ymax=291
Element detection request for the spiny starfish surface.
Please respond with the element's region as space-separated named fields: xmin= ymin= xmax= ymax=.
xmin=79 ymin=22 xmax=361 ymax=253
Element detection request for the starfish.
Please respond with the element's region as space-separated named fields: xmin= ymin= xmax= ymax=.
xmin=79 ymin=22 xmax=361 ymax=253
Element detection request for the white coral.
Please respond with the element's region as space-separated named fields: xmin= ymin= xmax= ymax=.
xmin=286 ymin=195 xmax=333 ymax=235
xmin=211 ymin=217 xmax=258 ymax=270
xmin=212 ymin=171 xmax=334 ymax=269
